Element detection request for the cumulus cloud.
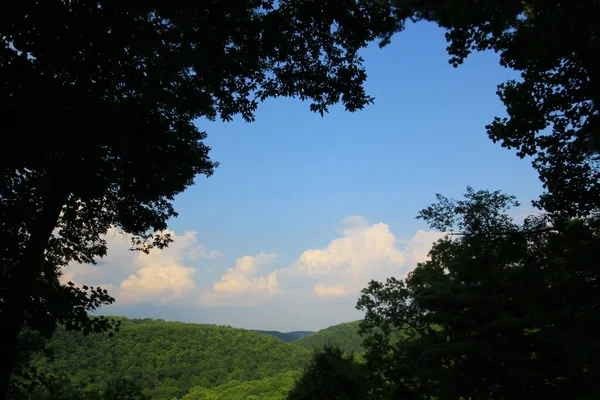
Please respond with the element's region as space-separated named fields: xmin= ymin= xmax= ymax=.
xmin=59 ymin=217 xmax=445 ymax=318
xmin=61 ymin=227 xmax=221 ymax=304
xmin=295 ymin=222 xmax=404 ymax=277
xmin=404 ymin=229 xmax=446 ymax=267
xmin=313 ymin=283 xmax=347 ymax=298
xmin=280 ymin=218 xmax=429 ymax=296
xmin=201 ymin=252 xmax=279 ymax=306
xmin=201 ymin=217 xmax=445 ymax=306
xmin=336 ymin=215 xmax=370 ymax=235
xmin=187 ymin=246 xmax=223 ymax=260
xmin=119 ymin=264 xmax=196 ymax=304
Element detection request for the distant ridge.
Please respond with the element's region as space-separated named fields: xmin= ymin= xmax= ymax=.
xmin=253 ymin=330 xmax=314 ymax=342
xmin=293 ymin=320 xmax=364 ymax=353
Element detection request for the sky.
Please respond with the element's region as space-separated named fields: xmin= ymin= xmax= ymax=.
xmin=62 ymin=21 xmax=543 ymax=332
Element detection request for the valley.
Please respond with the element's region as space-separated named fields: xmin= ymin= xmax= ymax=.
xmin=24 ymin=317 xmax=363 ymax=399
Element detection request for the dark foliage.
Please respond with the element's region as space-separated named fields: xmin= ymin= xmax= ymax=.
xmin=293 ymin=321 xmax=364 ymax=354
xmin=0 ymin=1 xmax=401 ymax=395
xmin=286 ymin=346 xmax=369 ymax=400
xmin=358 ymin=188 xmax=600 ymax=399
xmin=390 ymin=0 xmax=600 ymax=216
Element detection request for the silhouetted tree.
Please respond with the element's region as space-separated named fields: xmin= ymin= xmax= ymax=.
xmin=390 ymin=0 xmax=600 ymax=216
xmin=287 ymin=346 xmax=368 ymax=400
xmin=6 ymin=329 xmax=54 ymax=399
xmin=357 ymin=4 xmax=599 ymax=395
xmin=0 ymin=1 xmax=402 ymax=396
xmin=357 ymin=188 xmax=600 ymax=399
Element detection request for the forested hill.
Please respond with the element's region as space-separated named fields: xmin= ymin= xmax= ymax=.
xmin=180 ymin=370 xmax=302 ymax=400
xmin=293 ymin=321 xmax=364 ymax=353
xmin=253 ymin=330 xmax=314 ymax=343
xmin=33 ymin=317 xmax=310 ymax=399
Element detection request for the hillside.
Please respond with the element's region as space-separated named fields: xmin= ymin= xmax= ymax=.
xmin=32 ymin=317 xmax=310 ymax=399
xmin=293 ymin=321 xmax=364 ymax=353
xmin=253 ymin=330 xmax=313 ymax=343
xmin=181 ymin=370 xmax=302 ymax=400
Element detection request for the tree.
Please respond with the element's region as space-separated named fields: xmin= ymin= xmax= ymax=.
xmin=103 ymin=378 xmax=149 ymax=400
xmin=357 ymin=188 xmax=600 ymax=399
xmin=389 ymin=0 xmax=600 ymax=216
xmin=0 ymin=1 xmax=401 ymax=396
xmin=353 ymin=2 xmax=600 ymax=397
xmin=6 ymin=329 xmax=54 ymax=400
xmin=286 ymin=346 xmax=369 ymax=400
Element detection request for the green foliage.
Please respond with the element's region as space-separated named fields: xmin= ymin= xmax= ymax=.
xmin=181 ymin=370 xmax=302 ymax=400
xmin=103 ymin=378 xmax=150 ymax=400
xmin=286 ymin=346 xmax=368 ymax=400
xmin=29 ymin=318 xmax=310 ymax=400
xmin=390 ymin=0 xmax=600 ymax=216
xmin=7 ymin=329 xmax=54 ymax=399
xmin=20 ymin=377 xmax=149 ymax=400
xmin=357 ymin=188 xmax=600 ymax=399
xmin=253 ymin=331 xmax=313 ymax=343
xmin=293 ymin=321 xmax=364 ymax=353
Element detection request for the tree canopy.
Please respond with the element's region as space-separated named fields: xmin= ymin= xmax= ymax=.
xmin=357 ymin=188 xmax=600 ymax=399
xmin=0 ymin=1 xmax=401 ymax=395
xmin=292 ymin=321 xmax=364 ymax=354
xmin=390 ymin=0 xmax=600 ymax=216
xmin=181 ymin=370 xmax=302 ymax=400
xmin=16 ymin=317 xmax=310 ymax=400
xmin=3 ymin=0 xmax=599 ymax=398
xmin=286 ymin=346 xmax=368 ymax=400
xmin=353 ymin=3 xmax=600 ymax=395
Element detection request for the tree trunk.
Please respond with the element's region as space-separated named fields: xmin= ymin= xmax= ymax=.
xmin=0 ymin=181 xmax=70 ymax=399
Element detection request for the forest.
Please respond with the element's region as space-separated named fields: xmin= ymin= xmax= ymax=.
xmin=292 ymin=321 xmax=363 ymax=354
xmin=1 ymin=0 xmax=599 ymax=399
xmin=12 ymin=317 xmax=363 ymax=399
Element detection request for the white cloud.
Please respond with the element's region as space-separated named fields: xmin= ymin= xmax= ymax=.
xmin=187 ymin=246 xmax=223 ymax=260
xmin=120 ymin=264 xmax=196 ymax=304
xmin=61 ymin=227 xmax=221 ymax=304
xmin=60 ymin=217 xmax=445 ymax=326
xmin=336 ymin=215 xmax=370 ymax=235
xmin=296 ymin=222 xmax=405 ymax=277
xmin=201 ymin=217 xmax=445 ymax=306
xmin=313 ymin=283 xmax=347 ymax=298
xmin=284 ymin=219 xmax=413 ymax=294
xmin=404 ymin=230 xmax=446 ymax=269
xmin=201 ymin=252 xmax=279 ymax=306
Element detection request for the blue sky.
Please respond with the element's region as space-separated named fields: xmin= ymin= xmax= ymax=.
xmin=65 ymin=22 xmax=543 ymax=332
